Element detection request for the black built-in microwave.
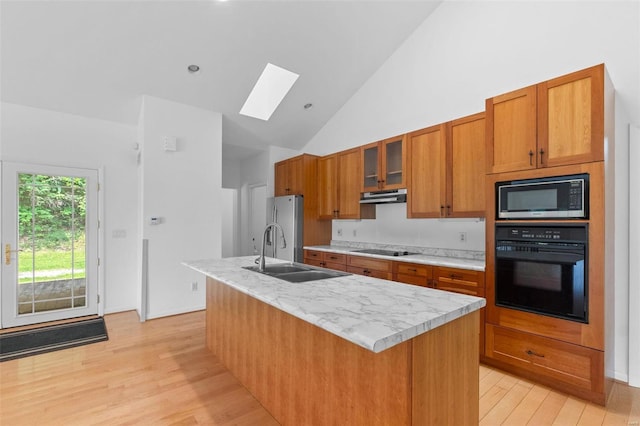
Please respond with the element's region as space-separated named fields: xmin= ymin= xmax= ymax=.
xmin=496 ymin=174 xmax=589 ymax=220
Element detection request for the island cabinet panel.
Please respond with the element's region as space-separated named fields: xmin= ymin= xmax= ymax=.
xmin=347 ymin=255 xmax=393 ymax=280
xmin=206 ymin=277 xmax=480 ymax=426
xmin=413 ymin=310 xmax=480 ymax=426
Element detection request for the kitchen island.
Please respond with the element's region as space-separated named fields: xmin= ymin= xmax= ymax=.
xmin=185 ymin=256 xmax=485 ymax=425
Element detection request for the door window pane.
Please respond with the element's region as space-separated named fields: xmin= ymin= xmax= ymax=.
xmin=17 ymin=174 xmax=87 ymax=315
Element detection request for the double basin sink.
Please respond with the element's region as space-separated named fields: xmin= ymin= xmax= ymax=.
xmin=243 ymin=263 xmax=349 ymax=283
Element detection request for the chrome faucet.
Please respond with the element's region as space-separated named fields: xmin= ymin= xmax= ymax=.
xmin=257 ymin=222 xmax=287 ymax=272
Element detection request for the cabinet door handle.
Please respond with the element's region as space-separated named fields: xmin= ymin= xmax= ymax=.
xmin=526 ymin=349 xmax=545 ymax=358
xmin=539 ymin=148 xmax=545 ymax=164
xmin=446 ymin=205 xmax=451 ymax=216
xmin=450 ymin=273 xmax=463 ymax=280
xmin=440 ymin=205 xmax=444 ymax=216
xmin=529 ymin=150 xmax=534 ymax=166
xmin=408 ymin=268 xmax=417 ymax=272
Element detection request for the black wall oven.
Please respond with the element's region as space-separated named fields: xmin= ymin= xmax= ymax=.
xmin=495 ymin=223 xmax=588 ymax=323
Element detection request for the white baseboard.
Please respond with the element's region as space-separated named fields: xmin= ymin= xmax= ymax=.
xmin=146 ymin=305 xmax=206 ymax=320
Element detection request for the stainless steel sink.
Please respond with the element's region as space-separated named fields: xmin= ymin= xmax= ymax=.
xmin=243 ymin=263 xmax=350 ymax=282
xmin=259 ymin=264 xmax=310 ymax=274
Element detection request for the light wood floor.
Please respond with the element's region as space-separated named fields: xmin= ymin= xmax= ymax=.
xmin=1 ymin=310 xmax=638 ymax=425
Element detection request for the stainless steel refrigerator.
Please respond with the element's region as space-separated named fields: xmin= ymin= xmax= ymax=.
xmin=265 ymin=195 xmax=303 ymax=262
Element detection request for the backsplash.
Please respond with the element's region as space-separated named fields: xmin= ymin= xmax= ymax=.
xmin=332 ymin=203 xmax=485 ymax=253
xmin=329 ymin=240 xmax=485 ymax=261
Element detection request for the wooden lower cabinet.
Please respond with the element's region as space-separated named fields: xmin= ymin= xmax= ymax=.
xmin=347 ymin=255 xmax=393 ymax=280
xmin=433 ymin=267 xmax=484 ymax=296
xmin=303 ymin=249 xmax=347 ymax=271
xmin=485 ymin=324 xmax=605 ymax=404
xmin=395 ymin=262 xmax=432 ymax=287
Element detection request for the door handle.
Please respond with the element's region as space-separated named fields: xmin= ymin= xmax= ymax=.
xmin=5 ymin=244 xmax=21 ymax=265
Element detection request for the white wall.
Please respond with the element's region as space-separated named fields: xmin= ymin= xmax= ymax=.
xmin=220 ymin=188 xmax=238 ymax=258
xmin=302 ymin=1 xmax=639 ymax=382
xmin=138 ymin=96 xmax=222 ymax=319
xmin=332 ymin=203 xmax=484 ymax=252
xmin=629 ymin=125 xmax=640 ymax=387
xmin=0 ymin=102 xmax=139 ymax=314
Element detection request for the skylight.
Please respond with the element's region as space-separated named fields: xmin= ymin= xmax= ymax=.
xmin=239 ymin=63 xmax=299 ymax=121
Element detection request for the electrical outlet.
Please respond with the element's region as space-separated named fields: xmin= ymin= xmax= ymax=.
xmin=459 ymin=232 xmax=467 ymax=243
xmin=353 ymin=229 xmax=357 ymax=237
xmin=191 ymin=281 xmax=198 ymax=291
xmin=337 ymin=228 xmax=343 ymax=236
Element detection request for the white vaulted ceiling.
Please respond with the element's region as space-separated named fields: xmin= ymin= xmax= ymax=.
xmin=1 ymin=0 xmax=442 ymax=157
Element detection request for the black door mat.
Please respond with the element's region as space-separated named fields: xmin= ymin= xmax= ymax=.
xmin=0 ymin=317 xmax=108 ymax=362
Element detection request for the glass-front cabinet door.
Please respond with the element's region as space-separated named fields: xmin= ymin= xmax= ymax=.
xmin=384 ymin=139 xmax=404 ymax=187
xmin=361 ymin=136 xmax=406 ymax=192
xmin=362 ymin=142 xmax=380 ymax=191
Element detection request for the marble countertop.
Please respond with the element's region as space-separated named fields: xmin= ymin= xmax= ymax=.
xmin=304 ymin=245 xmax=486 ymax=271
xmin=184 ymin=256 xmax=485 ymax=354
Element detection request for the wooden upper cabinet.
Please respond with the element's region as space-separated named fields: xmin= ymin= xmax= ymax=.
xmin=487 ymin=64 xmax=607 ymax=174
xmin=538 ymin=64 xmax=605 ymax=168
xmin=274 ymin=155 xmax=304 ymax=196
xmin=337 ymin=148 xmax=375 ymax=219
xmin=448 ymin=112 xmax=486 ymax=217
xmin=407 ymin=124 xmax=446 ymax=218
xmin=407 ymin=114 xmax=486 ymax=218
xmin=361 ymin=135 xmax=406 ymax=192
xmin=486 ymin=85 xmax=537 ymax=174
xmin=317 ymin=154 xmax=338 ymax=219
xmin=318 ymin=148 xmax=375 ymax=220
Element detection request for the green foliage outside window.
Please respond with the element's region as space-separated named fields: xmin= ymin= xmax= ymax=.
xmin=18 ymin=174 xmax=87 ymax=250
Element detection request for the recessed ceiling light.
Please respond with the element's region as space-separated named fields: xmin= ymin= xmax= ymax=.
xmin=304 ymin=103 xmax=313 ymax=110
xmin=240 ymin=63 xmax=299 ymax=121
xmin=187 ymin=64 xmax=200 ymax=74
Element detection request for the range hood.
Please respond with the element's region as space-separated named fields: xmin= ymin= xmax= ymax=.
xmin=360 ymin=188 xmax=407 ymax=204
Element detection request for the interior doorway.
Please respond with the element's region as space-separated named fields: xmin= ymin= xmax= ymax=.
xmin=248 ymin=184 xmax=267 ymax=256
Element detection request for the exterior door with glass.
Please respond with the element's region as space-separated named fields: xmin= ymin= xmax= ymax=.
xmin=1 ymin=162 xmax=99 ymax=328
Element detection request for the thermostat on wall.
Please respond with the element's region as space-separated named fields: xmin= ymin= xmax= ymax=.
xmin=163 ymin=136 xmax=177 ymax=152
xmin=149 ymin=217 xmax=163 ymax=225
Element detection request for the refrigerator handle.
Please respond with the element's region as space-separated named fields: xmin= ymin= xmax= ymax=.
xmin=266 ymin=203 xmax=277 ymax=248
xmin=271 ymin=204 xmax=278 ymax=256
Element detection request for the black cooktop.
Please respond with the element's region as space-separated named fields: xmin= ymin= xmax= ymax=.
xmin=350 ymin=248 xmax=416 ymax=257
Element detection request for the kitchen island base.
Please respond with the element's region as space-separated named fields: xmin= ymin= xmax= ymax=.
xmin=206 ymin=277 xmax=479 ymax=425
